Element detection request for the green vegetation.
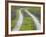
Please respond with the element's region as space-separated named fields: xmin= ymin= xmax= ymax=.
xmin=11 ymin=7 xmax=19 ymax=30
xmin=20 ymin=17 xmax=36 ymax=30
xmin=11 ymin=6 xmax=41 ymax=31
xmin=11 ymin=18 xmax=15 ymax=30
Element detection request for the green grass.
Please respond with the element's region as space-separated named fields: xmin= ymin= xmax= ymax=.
xmin=20 ymin=17 xmax=36 ymax=31
xmin=11 ymin=18 xmax=15 ymax=30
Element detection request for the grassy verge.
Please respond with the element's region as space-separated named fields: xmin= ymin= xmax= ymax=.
xmin=20 ymin=17 xmax=36 ymax=31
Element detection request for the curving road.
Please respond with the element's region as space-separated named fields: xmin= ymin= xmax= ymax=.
xmin=13 ymin=8 xmax=23 ymax=31
xmin=24 ymin=9 xmax=41 ymax=30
